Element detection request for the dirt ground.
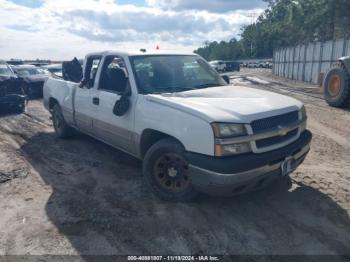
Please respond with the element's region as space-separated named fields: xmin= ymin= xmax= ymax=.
xmin=0 ymin=69 xmax=350 ymax=257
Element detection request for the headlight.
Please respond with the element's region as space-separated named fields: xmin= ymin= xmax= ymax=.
xmin=215 ymin=142 xmax=251 ymax=156
xmin=299 ymin=106 xmax=307 ymax=121
xmin=212 ymin=123 xmax=250 ymax=156
xmin=211 ymin=123 xmax=247 ymax=138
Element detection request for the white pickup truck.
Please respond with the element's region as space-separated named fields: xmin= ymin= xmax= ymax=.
xmin=43 ymin=50 xmax=312 ymax=201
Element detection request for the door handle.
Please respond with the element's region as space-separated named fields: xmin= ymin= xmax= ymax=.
xmin=92 ymin=97 xmax=99 ymax=105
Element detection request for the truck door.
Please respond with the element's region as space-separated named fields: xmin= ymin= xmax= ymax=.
xmin=74 ymin=56 xmax=102 ymax=135
xmin=93 ymin=55 xmax=136 ymax=154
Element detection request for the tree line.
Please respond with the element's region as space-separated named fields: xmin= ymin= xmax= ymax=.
xmin=194 ymin=0 xmax=350 ymax=61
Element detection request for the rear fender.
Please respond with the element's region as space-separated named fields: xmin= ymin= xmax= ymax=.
xmin=339 ymin=57 xmax=350 ymax=74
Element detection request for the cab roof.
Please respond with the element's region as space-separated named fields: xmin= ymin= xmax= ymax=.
xmin=85 ymin=49 xmax=196 ymax=58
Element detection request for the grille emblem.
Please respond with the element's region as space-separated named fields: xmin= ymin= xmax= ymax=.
xmin=277 ymin=125 xmax=288 ymax=136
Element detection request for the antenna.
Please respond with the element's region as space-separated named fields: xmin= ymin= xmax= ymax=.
xmin=246 ymin=12 xmax=259 ymax=24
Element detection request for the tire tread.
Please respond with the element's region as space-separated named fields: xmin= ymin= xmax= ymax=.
xmin=323 ymin=63 xmax=350 ymax=108
xmin=52 ymin=104 xmax=74 ymax=138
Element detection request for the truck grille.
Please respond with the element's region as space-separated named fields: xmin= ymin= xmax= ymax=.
xmin=256 ymin=129 xmax=298 ymax=149
xmin=251 ymin=111 xmax=299 ymax=133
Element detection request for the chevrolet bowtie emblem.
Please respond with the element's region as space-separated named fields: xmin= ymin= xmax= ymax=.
xmin=277 ymin=125 xmax=288 ymax=136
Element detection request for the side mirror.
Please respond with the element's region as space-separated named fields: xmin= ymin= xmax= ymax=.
xmin=222 ymin=75 xmax=230 ymax=84
xmin=113 ymin=83 xmax=131 ymax=116
xmin=113 ymin=95 xmax=130 ymax=116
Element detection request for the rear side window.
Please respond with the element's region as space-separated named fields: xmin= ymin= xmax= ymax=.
xmin=83 ymin=56 xmax=102 ymax=88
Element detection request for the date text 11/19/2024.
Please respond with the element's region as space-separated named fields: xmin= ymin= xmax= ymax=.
xmin=127 ymin=256 xmax=220 ymax=261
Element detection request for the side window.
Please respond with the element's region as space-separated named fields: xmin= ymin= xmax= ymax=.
xmin=99 ymin=56 xmax=129 ymax=93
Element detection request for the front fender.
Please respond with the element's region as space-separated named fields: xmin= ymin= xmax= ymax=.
xmin=135 ymin=97 xmax=215 ymax=156
xmin=339 ymin=56 xmax=350 ymax=74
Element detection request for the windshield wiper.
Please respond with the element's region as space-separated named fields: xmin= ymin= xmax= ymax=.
xmin=193 ymin=83 xmax=220 ymax=89
xmin=146 ymin=84 xmax=220 ymax=94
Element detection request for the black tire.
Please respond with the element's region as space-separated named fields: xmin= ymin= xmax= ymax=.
xmin=323 ymin=63 xmax=350 ymax=108
xmin=142 ymin=138 xmax=199 ymax=202
xmin=52 ymin=104 xmax=74 ymax=138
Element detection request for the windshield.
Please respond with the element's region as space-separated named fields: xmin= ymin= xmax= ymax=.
xmin=16 ymin=68 xmax=42 ymax=77
xmin=131 ymin=55 xmax=226 ymax=94
xmin=0 ymin=64 xmax=15 ymax=77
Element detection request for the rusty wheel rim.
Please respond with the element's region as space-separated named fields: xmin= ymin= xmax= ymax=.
xmin=153 ymin=153 xmax=190 ymax=193
xmin=329 ymin=75 xmax=341 ymax=97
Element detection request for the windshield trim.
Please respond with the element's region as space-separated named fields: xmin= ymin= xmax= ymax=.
xmin=129 ymin=54 xmax=226 ymax=95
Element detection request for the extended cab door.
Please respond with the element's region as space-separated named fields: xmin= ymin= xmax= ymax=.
xmin=93 ymin=55 xmax=136 ymax=154
xmin=74 ymin=55 xmax=102 ymax=134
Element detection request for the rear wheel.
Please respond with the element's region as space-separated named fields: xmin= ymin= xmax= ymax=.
xmin=142 ymin=138 xmax=199 ymax=202
xmin=52 ymin=104 xmax=74 ymax=138
xmin=323 ymin=63 xmax=350 ymax=107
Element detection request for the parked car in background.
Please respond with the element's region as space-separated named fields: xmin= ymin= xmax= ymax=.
xmin=209 ymin=60 xmax=226 ymax=73
xmin=258 ymin=61 xmax=273 ymax=69
xmin=42 ymin=64 xmax=63 ymax=77
xmin=37 ymin=68 xmax=51 ymax=76
xmin=225 ymin=61 xmax=240 ymax=72
xmin=6 ymin=59 xmax=23 ymax=66
xmin=266 ymin=62 xmax=273 ymax=69
xmin=258 ymin=62 xmax=266 ymax=68
xmin=0 ymin=61 xmax=26 ymax=113
xmin=43 ymin=50 xmax=311 ymax=202
xmin=12 ymin=65 xmax=48 ymax=98
xmin=247 ymin=62 xmax=259 ymax=68
xmin=0 ymin=60 xmax=15 ymax=77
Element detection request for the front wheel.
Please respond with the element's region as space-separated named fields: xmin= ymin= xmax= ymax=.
xmin=52 ymin=104 xmax=74 ymax=138
xmin=142 ymin=138 xmax=199 ymax=202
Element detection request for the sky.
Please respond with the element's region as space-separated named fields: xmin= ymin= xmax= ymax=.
xmin=0 ymin=0 xmax=267 ymax=60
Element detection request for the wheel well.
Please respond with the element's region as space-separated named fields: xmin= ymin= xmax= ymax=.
xmin=139 ymin=129 xmax=183 ymax=158
xmin=49 ymin=98 xmax=59 ymax=111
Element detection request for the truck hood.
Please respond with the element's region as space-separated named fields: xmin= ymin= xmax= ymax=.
xmin=146 ymin=85 xmax=303 ymax=123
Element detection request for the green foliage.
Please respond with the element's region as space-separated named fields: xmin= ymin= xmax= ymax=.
xmin=195 ymin=0 xmax=350 ymax=60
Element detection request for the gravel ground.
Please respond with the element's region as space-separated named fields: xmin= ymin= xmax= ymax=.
xmin=0 ymin=69 xmax=349 ymax=257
